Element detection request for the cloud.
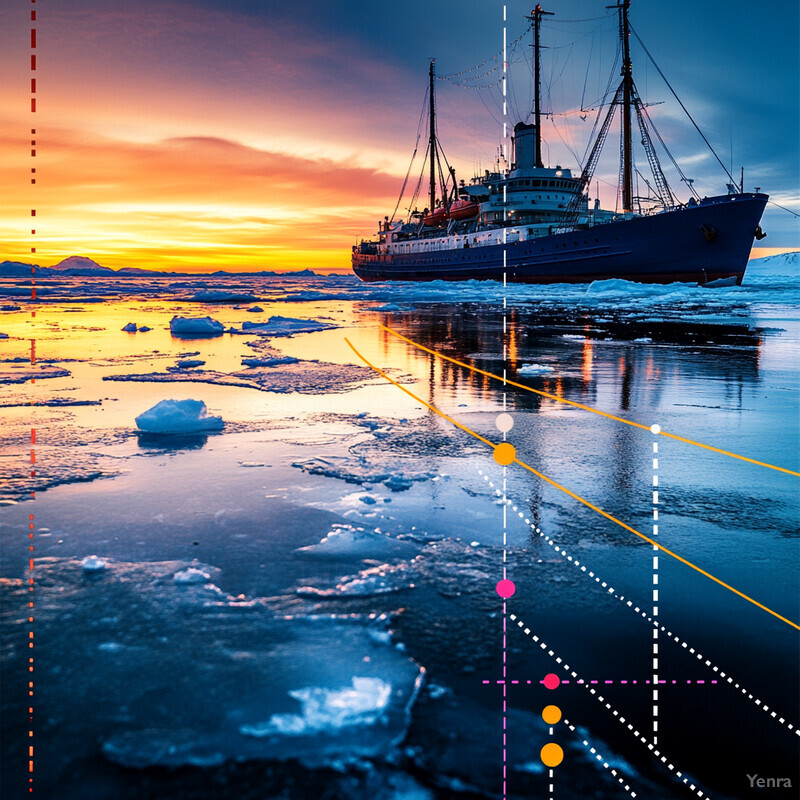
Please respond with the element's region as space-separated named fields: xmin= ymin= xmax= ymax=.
xmin=0 ymin=125 xmax=402 ymax=271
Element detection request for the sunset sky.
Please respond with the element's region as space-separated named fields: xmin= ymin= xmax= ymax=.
xmin=1 ymin=0 xmax=797 ymax=273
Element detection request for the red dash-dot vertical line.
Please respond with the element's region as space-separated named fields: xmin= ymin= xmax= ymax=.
xmin=28 ymin=1 xmax=37 ymax=792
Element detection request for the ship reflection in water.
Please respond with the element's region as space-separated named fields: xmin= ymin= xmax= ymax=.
xmin=365 ymin=302 xmax=770 ymax=541
xmin=372 ymin=303 xmax=762 ymax=413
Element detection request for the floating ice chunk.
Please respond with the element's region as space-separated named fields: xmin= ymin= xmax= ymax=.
xmin=702 ymin=276 xmax=738 ymax=288
xmin=176 ymin=359 xmax=205 ymax=368
xmin=292 ymin=456 xmax=435 ymax=487
xmin=247 ymin=305 xmax=264 ymax=312
xmin=169 ymin=316 xmax=224 ymax=337
xmin=241 ymin=316 xmax=336 ymax=336
xmin=384 ymin=475 xmax=414 ymax=491
xmin=240 ymin=677 xmax=392 ymax=738
xmin=297 ymin=526 xmax=419 ymax=560
xmin=98 ymin=641 xmax=125 ymax=652
xmin=135 ymin=399 xmax=224 ymax=434
xmin=516 ymin=761 xmax=546 ymax=774
xmin=633 ymin=337 xmax=653 ymax=343
xmin=359 ymin=495 xmax=378 ymax=505
xmin=138 ymin=325 xmax=152 ymax=332
xmin=297 ymin=564 xmax=416 ymax=598
xmin=240 ymin=356 xmax=299 ymax=367
xmin=518 ymin=363 xmax=552 ymax=375
xmin=121 ymin=322 xmax=137 ymax=332
xmin=0 ymin=332 xmax=8 ymax=339
xmin=173 ymin=567 xmax=211 ymax=584
xmin=187 ymin=290 xmax=259 ymax=303
xmin=82 ymin=555 xmax=107 ymax=571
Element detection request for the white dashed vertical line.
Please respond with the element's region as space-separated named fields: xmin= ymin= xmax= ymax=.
xmin=650 ymin=424 xmax=661 ymax=745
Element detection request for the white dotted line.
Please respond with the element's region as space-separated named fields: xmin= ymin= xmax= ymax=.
xmin=651 ymin=426 xmax=660 ymax=745
xmin=510 ymin=613 xmax=711 ymax=798
xmin=477 ymin=469 xmax=800 ymax=737
xmin=562 ymin=717 xmax=638 ymax=798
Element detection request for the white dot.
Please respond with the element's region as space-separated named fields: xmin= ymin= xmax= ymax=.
xmin=650 ymin=424 xmax=661 ymax=434
xmin=496 ymin=413 xmax=514 ymax=433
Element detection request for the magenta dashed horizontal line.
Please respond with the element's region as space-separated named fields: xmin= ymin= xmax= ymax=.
xmin=481 ymin=679 xmax=719 ymax=685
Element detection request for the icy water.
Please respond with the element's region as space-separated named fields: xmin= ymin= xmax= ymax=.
xmin=1 ymin=256 xmax=799 ymax=799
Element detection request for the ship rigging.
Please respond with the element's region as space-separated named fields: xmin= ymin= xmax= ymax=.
xmin=352 ymin=1 xmax=768 ymax=285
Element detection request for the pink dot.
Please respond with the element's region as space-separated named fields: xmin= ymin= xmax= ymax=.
xmin=543 ymin=673 xmax=560 ymax=690
xmin=495 ymin=579 xmax=516 ymax=598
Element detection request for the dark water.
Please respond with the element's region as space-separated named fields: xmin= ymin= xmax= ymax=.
xmin=1 ymin=270 xmax=799 ymax=799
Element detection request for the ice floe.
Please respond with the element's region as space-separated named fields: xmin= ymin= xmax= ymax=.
xmin=517 ymin=363 xmax=553 ymax=375
xmin=0 ymin=364 xmax=71 ymax=384
xmin=175 ymin=359 xmax=205 ymax=368
xmin=296 ymin=525 xmax=420 ymax=561
xmin=297 ymin=563 xmax=416 ymax=597
xmin=121 ymin=322 xmax=138 ymax=332
xmin=240 ymin=676 xmax=392 ymax=738
xmin=186 ymin=290 xmax=260 ymax=303
xmin=169 ymin=315 xmax=225 ymax=337
xmin=3 ymin=557 xmax=423 ymax=772
xmin=293 ymin=456 xmax=436 ymax=490
xmin=173 ymin=567 xmax=212 ymax=584
xmin=240 ymin=356 xmax=299 ymax=368
xmin=240 ymin=316 xmax=337 ymax=336
xmin=81 ymin=555 xmax=108 ymax=572
xmin=134 ymin=399 xmax=224 ymax=434
xmin=106 ymin=360 xmax=374 ymax=395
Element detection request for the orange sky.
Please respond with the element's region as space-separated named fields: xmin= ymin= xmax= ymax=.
xmin=1 ymin=124 xmax=405 ymax=272
xmin=0 ymin=1 xmax=456 ymax=273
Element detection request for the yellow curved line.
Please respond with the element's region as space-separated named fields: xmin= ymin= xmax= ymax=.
xmin=378 ymin=323 xmax=800 ymax=478
xmin=346 ymin=336 xmax=800 ymax=633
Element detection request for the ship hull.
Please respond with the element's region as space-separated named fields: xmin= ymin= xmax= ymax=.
xmin=352 ymin=193 xmax=768 ymax=285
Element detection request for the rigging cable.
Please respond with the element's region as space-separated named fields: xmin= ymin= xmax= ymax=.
xmin=437 ymin=27 xmax=530 ymax=81
xmin=637 ymin=101 xmax=700 ymax=200
xmin=768 ymin=200 xmax=800 ymax=218
xmin=391 ymin=86 xmax=429 ymax=222
xmin=630 ymin=23 xmax=738 ymax=186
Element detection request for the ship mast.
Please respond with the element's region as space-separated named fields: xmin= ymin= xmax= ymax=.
xmin=429 ymin=59 xmax=436 ymax=213
xmin=617 ymin=0 xmax=634 ymax=212
xmin=527 ymin=5 xmax=553 ymax=169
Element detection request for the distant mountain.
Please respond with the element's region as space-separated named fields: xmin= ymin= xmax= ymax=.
xmin=0 ymin=258 xmax=322 ymax=278
xmin=0 ymin=261 xmax=38 ymax=276
xmin=49 ymin=256 xmax=115 ymax=274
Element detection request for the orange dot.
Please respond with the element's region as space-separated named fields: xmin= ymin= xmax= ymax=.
xmin=542 ymin=705 xmax=561 ymax=725
xmin=493 ymin=442 xmax=516 ymax=465
xmin=540 ymin=742 xmax=563 ymax=767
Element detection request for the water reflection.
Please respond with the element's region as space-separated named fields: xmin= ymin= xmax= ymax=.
xmin=374 ymin=304 xmax=763 ymax=416
xmin=136 ymin=432 xmax=212 ymax=451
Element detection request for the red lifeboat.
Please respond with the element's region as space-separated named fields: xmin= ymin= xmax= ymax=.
xmin=423 ymin=199 xmax=479 ymax=226
xmin=448 ymin=198 xmax=479 ymax=221
xmin=423 ymin=207 xmax=448 ymax=226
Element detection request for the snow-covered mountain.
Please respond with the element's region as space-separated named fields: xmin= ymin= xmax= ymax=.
xmin=48 ymin=256 xmax=114 ymax=273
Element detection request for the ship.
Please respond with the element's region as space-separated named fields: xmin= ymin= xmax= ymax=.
xmin=352 ymin=1 xmax=768 ymax=285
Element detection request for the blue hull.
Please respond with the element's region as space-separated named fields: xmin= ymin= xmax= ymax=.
xmin=352 ymin=193 xmax=768 ymax=285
